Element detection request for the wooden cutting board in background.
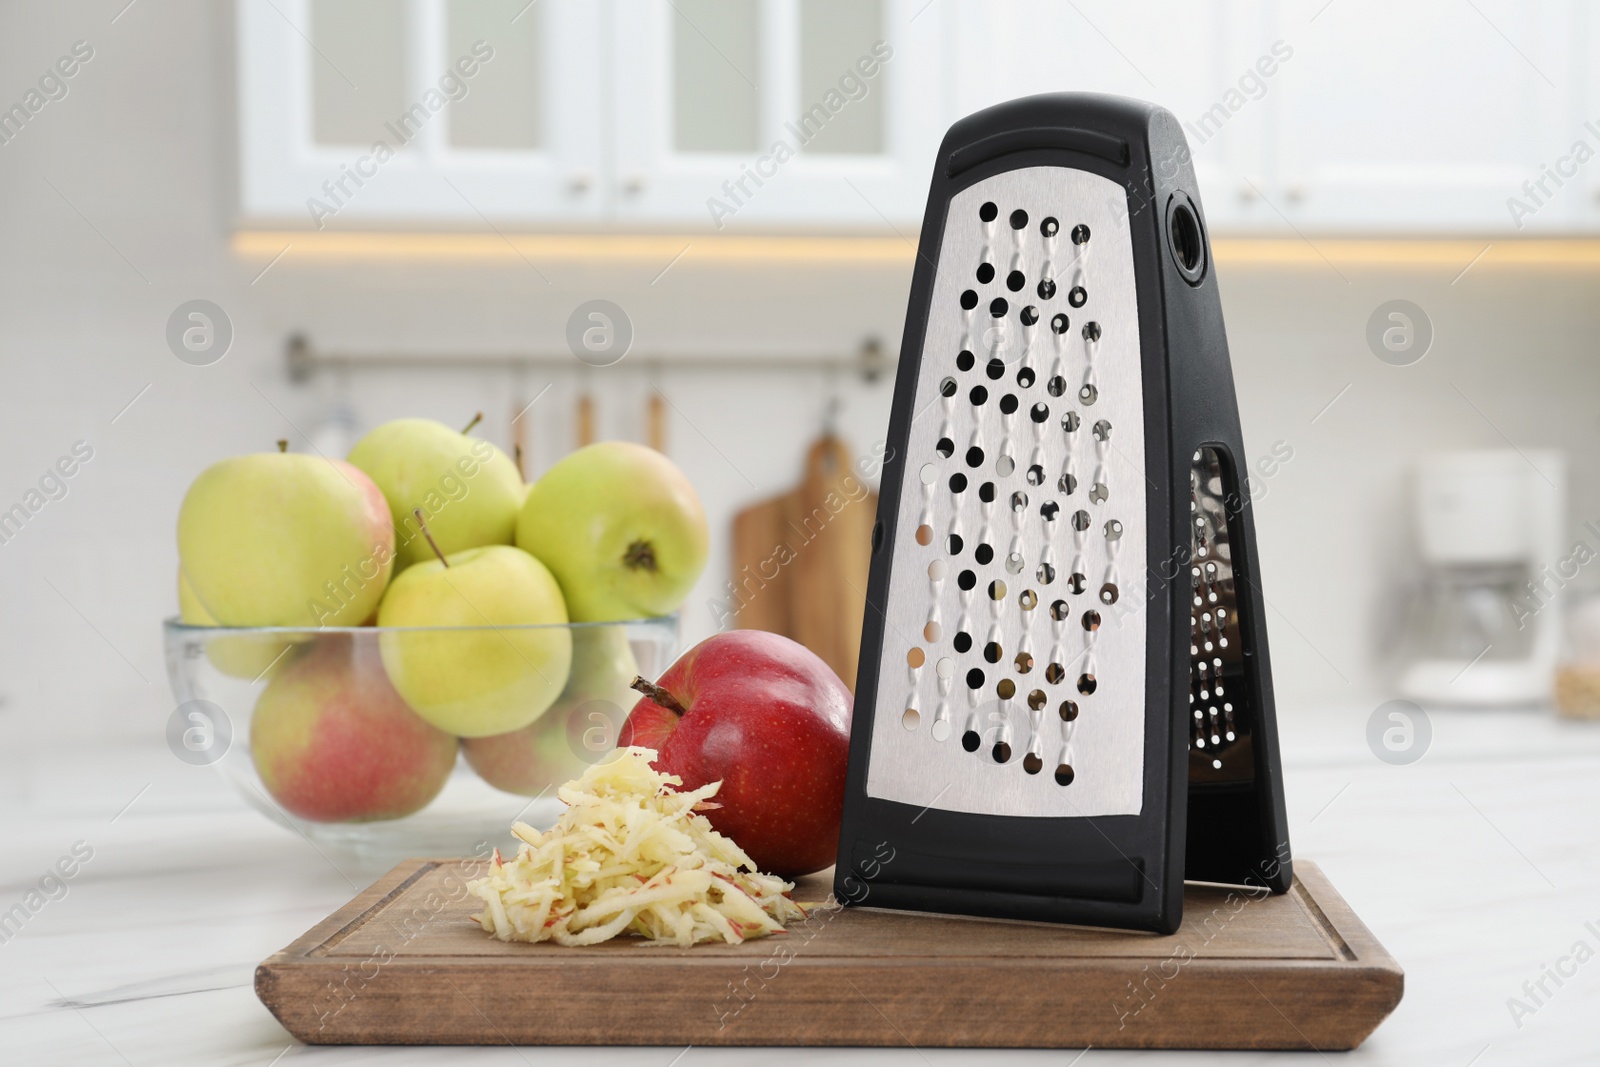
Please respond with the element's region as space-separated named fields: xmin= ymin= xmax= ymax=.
xmin=731 ymin=435 xmax=876 ymax=688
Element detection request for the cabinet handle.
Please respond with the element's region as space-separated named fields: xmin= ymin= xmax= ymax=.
xmin=569 ymin=172 xmax=594 ymax=194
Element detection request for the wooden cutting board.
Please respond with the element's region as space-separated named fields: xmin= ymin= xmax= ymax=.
xmin=256 ymin=859 xmax=1401 ymax=1050
xmin=730 ymin=434 xmax=877 ymax=688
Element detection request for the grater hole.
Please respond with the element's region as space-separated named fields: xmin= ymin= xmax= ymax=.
xmin=1054 ymin=764 xmax=1076 ymax=787
xmin=1093 ymin=419 xmax=1112 ymax=441
xmin=989 ymin=298 xmax=1008 ymax=318
xmin=979 ymin=201 xmax=998 ymax=223
xmin=999 ymin=394 xmax=1019 ymax=415
xmin=1040 ymin=216 xmax=1059 ymax=238
xmin=1024 ymin=752 xmax=1043 ymax=774
xmin=1100 ymin=582 xmax=1119 ymax=604
xmin=970 ymin=385 xmax=989 ymax=406
xmin=957 ymin=569 xmax=976 ymax=590
xmin=947 ymin=533 xmax=964 ymax=554
xmin=1083 ymin=321 xmax=1102 ymax=342
xmin=949 ymin=472 xmax=968 ymax=493
xmin=1027 ymin=688 xmax=1047 ymax=711
xmin=1050 ymin=313 xmax=1070 ymax=335
xmin=992 ymin=741 xmax=1012 ymax=764
xmin=996 ymin=455 xmax=1015 ymax=477
xmin=1047 ymin=375 xmax=1067 ymax=397
xmin=1020 ymin=306 xmax=1039 ymax=326
xmin=1067 ymin=573 xmax=1087 ymax=594
xmin=974 ymin=543 xmax=994 ymax=565
xmin=924 ymin=621 xmax=942 ymax=641
xmin=975 ymin=263 xmax=995 ymax=285
xmin=1005 ymin=552 xmax=1024 ymax=574
xmin=978 ymin=481 xmax=996 ymax=503
xmin=1040 ymin=501 xmax=1060 ymax=522
xmin=1049 ymin=600 xmax=1069 ymax=621
xmin=997 ymin=679 xmax=1016 ymax=700
xmin=962 ymin=730 xmax=981 ymax=752
xmin=1015 ymin=652 xmax=1034 ymax=674
xmin=1071 ymin=509 xmax=1091 ymax=532
xmin=1037 ymin=278 xmax=1057 ymax=300
xmin=1089 ymin=483 xmax=1109 ymax=505
xmin=1058 ymin=472 xmax=1078 ymax=495
xmin=907 ymin=647 xmax=926 ymax=668
xmin=927 ymin=560 xmax=947 ymax=581
xmin=960 ymin=290 xmax=978 ymax=310
xmin=966 ymin=667 xmax=986 ymax=690
xmin=965 ymin=446 xmax=985 ymax=468
xmin=940 ymin=376 xmax=958 ymax=397
xmin=1016 ymin=366 xmax=1035 ymax=388
xmin=919 ymin=463 xmax=938 ymax=485
xmin=1010 ymin=491 xmax=1029 ymax=512
xmin=1062 ymin=411 xmax=1081 ymax=433
xmin=1072 ymin=224 xmax=1090 ymax=245
xmin=1046 ymin=663 xmax=1066 ymax=684
xmin=1037 ymin=562 xmax=1056 ymax=584
xmin=1006 ymin=270 xmax=1025 ymax=292
xmin=902 ymin=708 xmax=920 ymax=731
xmin=1027 ymin=464 xmax=1045 ymax=486
xmin=1080 ymin=384 xmax=1099 ymax=405
xmin=988 ymin=579 xmax=1008 ymax=601
xmin=916 ymin=523 xmax=933 ymax=545
xmin=1077 ymin=673 xmax=1097 ymax=695
xmin=1068 ymin=286 xmax=1087 ymax=309
xmin=936 ymin=656 xmax=954 ymax=678
xmin=1082 ymin=610 xmax=1101 ymax=632
xmin=1019 ymin=589 xmax=1038 ymax=610
xmin=956 ymin=350 xmax=975 ymax=371
xmin=953 ymin=632 xmax=972 ymax=653
xmin=1030 ymin=402 xmax=1050 ymax=423
xmin=1059 ymin=699 xmax=1078 ymax=721
xmin=985 ymin=356 xmax=1006 ymax=379
xmin=1105 ymin=519 xmax=1123 ymax=541
xmin=936 ymin=437 xmax=954 ymax=458
xmin=1009 ymin=208 xmax=1028 ymax=230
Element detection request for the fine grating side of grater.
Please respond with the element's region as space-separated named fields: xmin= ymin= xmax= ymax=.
xmin=835 ymin=94 xmax=1292 ymax=934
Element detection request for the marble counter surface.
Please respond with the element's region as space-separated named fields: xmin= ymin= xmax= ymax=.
xmin=4 ymin=705 xmax=1599 ymax=1065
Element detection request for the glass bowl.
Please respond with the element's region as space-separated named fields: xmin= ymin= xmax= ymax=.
xmin=162 ymin=616 xmax=679 ymax=868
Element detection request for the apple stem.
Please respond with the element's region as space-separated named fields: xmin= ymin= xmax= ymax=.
xmin=276 ymin=439 xmax=288 ymax=453
xmin=630 ymin=676 xmax=689 ymax=717
xmin=462 ymin=411 xmax=484 ymax=435
xmin=514 ymin=443 xmax=524 ymax=478
xmin=414 ymin=508 xmax=449 ymax=568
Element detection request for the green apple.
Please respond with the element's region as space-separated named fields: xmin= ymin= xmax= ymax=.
xmin=377 ymin=544 xmax=572 ymax=737
xmin=347 ymin=417 xmax=523 ymax=573
xmin=178 ymin=452 xmax=393 ymax=627
xmin=251 ymin=634 xmax=458 ymax=822
xmin=516 ymin=442 xmax=708 ymax=621
xmin=177 ymin=570 xmax=297 ymax=680
xmin=462 ymin=624 xmax=642 ymax=794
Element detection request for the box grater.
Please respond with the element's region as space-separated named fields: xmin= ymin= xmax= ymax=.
xmin=835 ymin=94 xmax=1292 ymax=934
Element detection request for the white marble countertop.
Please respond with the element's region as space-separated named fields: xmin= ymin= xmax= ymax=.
xmin=4 ymin=704 xmax=1600 ymax=1066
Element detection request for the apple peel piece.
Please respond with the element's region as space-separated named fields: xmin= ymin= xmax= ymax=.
xmin=466 ymin=746 xmax=805 ymax=947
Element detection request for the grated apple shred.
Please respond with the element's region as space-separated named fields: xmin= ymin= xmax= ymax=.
xmin=466 ymin=746 xmax=806 ymax=947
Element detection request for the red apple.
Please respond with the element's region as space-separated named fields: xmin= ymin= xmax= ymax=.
xmin=251 ymin=634 xmax=459 ymax=822
xmin=618 ymin=630 xmax=852 ymax=877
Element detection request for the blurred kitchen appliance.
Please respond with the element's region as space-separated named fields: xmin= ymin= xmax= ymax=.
xmin=834 ymin=94 xmax=1292 ymax=934
xmin=1398 ymin=449 xmax=1565 ymax=706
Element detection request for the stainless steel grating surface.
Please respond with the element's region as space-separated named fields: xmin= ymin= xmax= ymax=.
xmin=865 ymin=167 xmax=1147 ymax=819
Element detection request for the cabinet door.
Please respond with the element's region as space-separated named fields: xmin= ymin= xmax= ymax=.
xmin=611 ymin=0 xmax=947 ymax=228
xmin=1268 ymin=0 xmax=1576 ymax=233
xmin=237 ymin=0 xmax=605 ymax=225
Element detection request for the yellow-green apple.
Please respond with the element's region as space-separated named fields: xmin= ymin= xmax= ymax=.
xmin=177 ymin=570 xmax=296 ymax=681
xmin=516 ymin=441 xmax=708 ymax=621
xmin=348 ymin=416 xmax=523 ymax=573
xmin=619 ymin=630 xmax=852 ymax=876
xmin=250 ymin=634 xmax=458 ymax=822
xmin=463 ymin=625 xmax=642 ymax=794
xmin=178 ymin=450 xmax=393 ymax=627
xmin=377 ymin=543 xmax=572 ymax=737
